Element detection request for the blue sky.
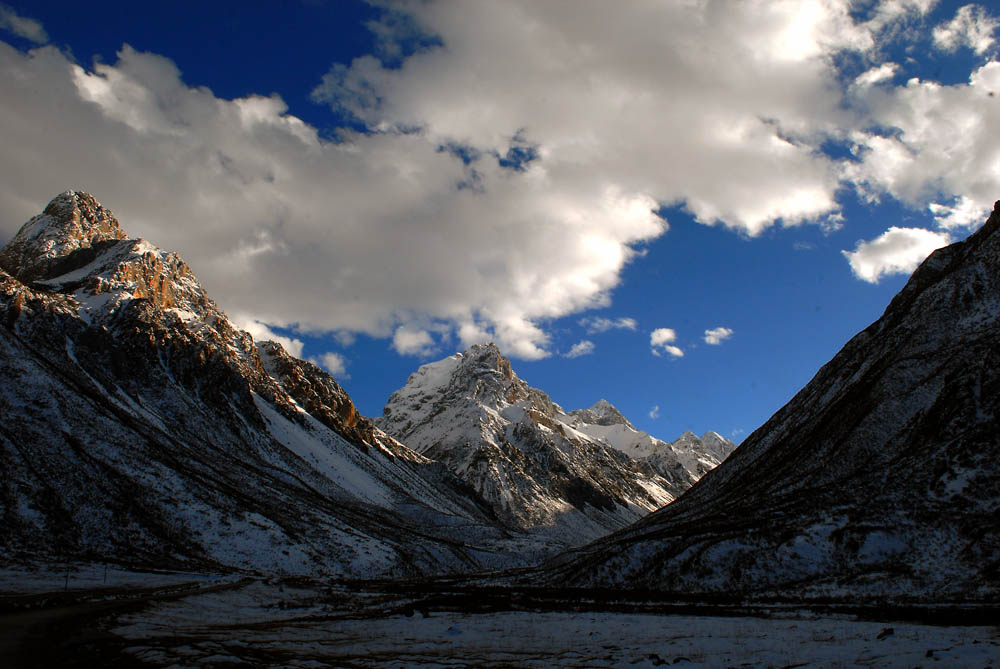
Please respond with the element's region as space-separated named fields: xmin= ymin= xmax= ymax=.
xmin=0 ymin=1 xmax=997 ymax=443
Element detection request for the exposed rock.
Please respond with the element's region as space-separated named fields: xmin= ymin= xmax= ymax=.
xmin=0 ymin=192 xmax=530 ymax=577
xmin=0 ymin=190 xmax=127 ymax=284
xmin=537 ymin=202 xmax=1000 ymax=604
xmin=377 ymin=343 xmax=733 ymax=547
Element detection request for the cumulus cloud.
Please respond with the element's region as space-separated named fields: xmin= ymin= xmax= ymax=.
xmin=0 ymin=2 xmax=995 ymax=361
xmin=310 ymin=351 xmax=349 ymax=379
xmin=929 ymin=195 xmax=993 ymax=230
xmin=703 ymin=327 xmax=734 ymax=345
xmin=650 ymin=328 xmax=683 ymax=358
xmin=579 ymin=316 xmax=637 ymax=334
xmin=842 ymin=226 xmax=952 ymax=283
xmin=845 ymin=56 xmax=1000 ymax=253
xmin=0 ymin=42 xmax=665 ymax=360
xmin=233 ymin=314 xmax=305 ymax=358
xmin=314 ymin=1 xmax=876 ymax=237
xmin=933 ymin=4 xmax=999 ymax=54
xmin=648 ymin=405 xmax=660 ymax=420
xmin=392 ymin=326 xmax=436 ymax=356
xmin=0 ymin=5 xmax=47 ymax=44
xmin=564 ymin=340 xmax=595 ymax=358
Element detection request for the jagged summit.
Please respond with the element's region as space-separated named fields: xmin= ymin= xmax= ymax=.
xmin=569 ymin=399 xmax=634 ymax=428
xmin=0 ymin=192 xmax=525 ymax=576
xmin=0 ymin=190 xmax=210 ymax=324
xmin=377 ymin=342 xmax=734 ymax=546
xmin=0 ymin=191 xmax=127 ymax=283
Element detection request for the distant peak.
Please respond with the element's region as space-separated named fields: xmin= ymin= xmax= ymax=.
xmin=0 ymin=191 xmax=128 ymax=282
xmin=570 ymin=398 xmax=634 ymax=428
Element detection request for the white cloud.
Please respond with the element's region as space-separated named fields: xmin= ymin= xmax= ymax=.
xmin=310 ymin=351 xmax=349 ymax=379
xmin=855 ymin=62 xmax=899 ymax=87
xmin=0 ymin=3 xmax=996 ymax=361
xmin=0 ymin=42 xmax=671 ymax=361
xmin=650 ymin=328 xmax=683 ymax=358
xmin=703 ymin=327 xmax=734 ymax=345
xmin=842 ymin=226 xmax=952 ymax=283
xmin=933 ymin=4 xmax=999 ymax=54
xmin=0 ymin=5 xmax=47 ymax=44
xmin=392 ymin=326 xmax=436 ymax=356
xmin=579 ymin=316 xmax=637 ymax=334
xmin=846 ymin=60 xmax=1000 ymax=237
xmin=564 ymin=340 xmax=595 ymax=358
xmin=929 ymin=195 xmax=992 ymax=230
xmin=232 ymin=314 xmax=304 ymax=358
xmin=313 ymin=1 xmax=878 ymax=238
xmin=650 ymin=328 xmax=677 ymax=347
xmin=648 ymin=405 xmax=660 ymax=420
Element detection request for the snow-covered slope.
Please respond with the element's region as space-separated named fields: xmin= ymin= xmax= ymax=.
xmin=567 ymin=404 xmax=734 ymax=482
xmin=538 ymin=201 xmax=1000 ymax=604
xmin=0 ymin=191 xmax=537 ymax=577
xmin=377 ymin=344 xmax=733 ymax=546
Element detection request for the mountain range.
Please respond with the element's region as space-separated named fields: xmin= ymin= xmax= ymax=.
xmin=377 ymin=345 xmax=733 ymax=545
xmin=0 ymin=191 xmax=730 ymax=575
xmin=4 ymin=190 xmax=998 ymax=607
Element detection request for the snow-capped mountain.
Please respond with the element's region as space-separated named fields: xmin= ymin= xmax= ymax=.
xmin=0 ymin=191 xmax=537 ymax=577
xmin=377 ymin=343 xmax=733 ymax=546
xmin=538 ymin=201 xmax=1000 ymax=604
xmin=566 ymin=402 xmax=734 ymax=483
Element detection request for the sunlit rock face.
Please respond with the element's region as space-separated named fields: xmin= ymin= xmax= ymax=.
xmin=0 ymin=191 xmax=128 ymax=284
xmin=378 ymin=342 xmax=734 ymax=547
xmin=0 ymin=191 xmax=530 ymax=578
xmin=540 ymin=202 xmax=1000 ymax=605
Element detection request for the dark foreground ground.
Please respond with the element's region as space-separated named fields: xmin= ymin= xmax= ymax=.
xmin=1 ymin=566 xmax=998 ymax=667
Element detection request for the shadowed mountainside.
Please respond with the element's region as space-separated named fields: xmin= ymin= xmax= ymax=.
xmin=534 ymin=201 xmax=1000 ymax=604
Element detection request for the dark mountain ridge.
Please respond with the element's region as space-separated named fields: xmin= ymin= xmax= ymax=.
xmin=534 ymin=201 xmax=1000 ymax=604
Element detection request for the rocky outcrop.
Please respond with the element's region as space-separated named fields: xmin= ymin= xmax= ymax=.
xmin=537 ymin=202 xmax=1000 ymax=604
xmin=0 ymin=191 xmax=127 ymax=284
xmin=377 ymin=343 xmax=732 ymax=547
xmin=0 ymin=192 xmax=526 ymax=577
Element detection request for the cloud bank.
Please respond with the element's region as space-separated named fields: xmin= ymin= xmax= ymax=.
xmin=0 ymin=1 xmax=997 ymax=359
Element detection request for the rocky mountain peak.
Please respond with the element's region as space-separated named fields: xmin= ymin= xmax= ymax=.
xmin=0 ymin=192 xmax=212 ymax=322
xmin=377 ymin=342 xmax=734 ymax=543
xmin=0 ymin=190 xmax=127 ymax=283
xmin=2 ymin=191 xmax=537 ymax=578
xmin=569 ymin=399 xmax=634 ymax=428
xmin=460 ymin=342 xmax=516 ymax=383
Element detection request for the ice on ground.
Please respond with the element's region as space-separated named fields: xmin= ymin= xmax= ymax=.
xmin=110 ymin=582 xmax=1000 ymax=668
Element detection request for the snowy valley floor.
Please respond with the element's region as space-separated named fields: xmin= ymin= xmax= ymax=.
xmin=1 ymin=567 xmax=999 ymax=667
